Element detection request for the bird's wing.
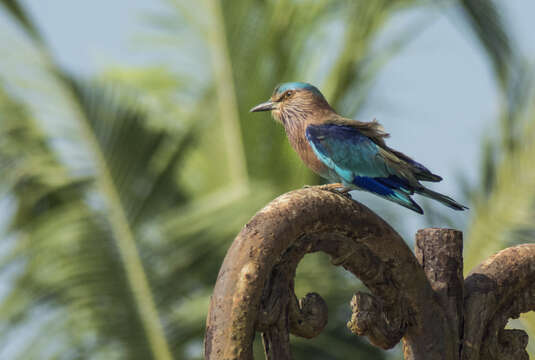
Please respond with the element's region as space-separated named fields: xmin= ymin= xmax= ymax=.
xmin=305 ymin=123 xmax=423 ymax=213
xmin=305 ymin=124 xmax=389 ymax=181
xmin=305 ymin=123 xmax=417 ymax=182
xmin=329 ymin=117 xmax=389 ymax=146
xmin=329 ymin=117 xmax=441 ymax=182
xmin=387 ymin=148 xmax=442 ymax=182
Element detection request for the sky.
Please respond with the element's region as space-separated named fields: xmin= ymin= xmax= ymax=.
xmin=8 ymin=0 xmax=535 ymax=233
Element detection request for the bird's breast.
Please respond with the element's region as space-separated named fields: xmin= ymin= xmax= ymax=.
xmin=284 ymin=122 xmax=331 ymax=179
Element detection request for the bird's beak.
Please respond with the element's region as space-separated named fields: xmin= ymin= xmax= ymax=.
xmin=250 ymin=100 xmax=274 ymax=113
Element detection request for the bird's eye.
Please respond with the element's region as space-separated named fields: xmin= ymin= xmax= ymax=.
xmin=284 ymin=91 xmax=294 ymax=99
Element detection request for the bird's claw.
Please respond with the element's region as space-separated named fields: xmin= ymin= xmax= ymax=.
xmin=336 ymin=188 xmax=353 ymax=199
xmin=317 ymin=183 xmax=353 ymax=199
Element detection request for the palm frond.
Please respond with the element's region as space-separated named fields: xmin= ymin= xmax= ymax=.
xmin=0 ymin=83 xmax=190 ymax=359
xmin=0 ymin=0 xmax=43 ymax=43
xmin=457 ymin=0 xmax=513 ymax=88
xmin=464 ymin=120 xmax=535 ymax=271
xmin=464 ymin=64 xmax=534 ymax=271
xmin=0 ymin=1 xmax=183 ymax=356
xmin=203 ymin=0 xmax=249 ymax=188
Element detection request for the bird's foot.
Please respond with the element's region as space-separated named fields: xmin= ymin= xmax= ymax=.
xmin=317 ymin=183 xmax=353 ymax=199
xmin=316 ymin=183 xmax=343 ymax=191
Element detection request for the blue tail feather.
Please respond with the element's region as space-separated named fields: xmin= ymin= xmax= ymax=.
xmin=375 ymin=175 xmax=413 ymax=194
xmin=353 ymin=176 xmax=423 ymax=214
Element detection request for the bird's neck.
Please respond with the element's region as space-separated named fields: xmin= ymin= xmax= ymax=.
xmin=279 ymin=105 xmax=335 ymax=125
xmin=281 ymin=107 xmax=333 ymax=140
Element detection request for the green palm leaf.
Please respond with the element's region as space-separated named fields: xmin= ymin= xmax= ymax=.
xmin=0 ymin=1 xmax=188 ymax=358
xmin=0 ymin=0 xmax=42 ymax=43
xmin=0 ymin=81 xmax=193 ymax=359
xmin=465 ymin=116 xmax=535 ymax=271
xmin=458 ymin=0 xmax=513 ymax=88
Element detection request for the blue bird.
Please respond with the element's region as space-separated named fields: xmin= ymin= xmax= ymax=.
xmin=250 ymin=82 xmax=468 ymax=214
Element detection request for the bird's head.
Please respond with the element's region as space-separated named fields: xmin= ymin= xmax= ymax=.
xmin=250 ymin=82 xmax=331 ymax=125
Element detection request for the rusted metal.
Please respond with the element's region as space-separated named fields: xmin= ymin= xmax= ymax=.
xmin=204 ymin=186 xmax=535 ymax=359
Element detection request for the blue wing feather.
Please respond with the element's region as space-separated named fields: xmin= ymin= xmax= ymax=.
xmin=306 ymin=124 xmax=423 ymax=213
xmin=306 ymin=124 xmax=389 ymax=179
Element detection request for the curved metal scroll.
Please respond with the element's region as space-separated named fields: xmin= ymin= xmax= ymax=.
xmin=464 ymin=245 xmax=535 ymax=360
xmin=204 ymin=186 xmax=451 ymax=360
xmin=204 ymin=186 xmax=535 ymax=360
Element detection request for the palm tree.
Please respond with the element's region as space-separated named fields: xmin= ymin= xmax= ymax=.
xmin=0 ymin=0 xmax=526 ymax=359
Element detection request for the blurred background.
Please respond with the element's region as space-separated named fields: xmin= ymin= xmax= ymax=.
xmin=0 ymin=0 xmax=534 ymax=359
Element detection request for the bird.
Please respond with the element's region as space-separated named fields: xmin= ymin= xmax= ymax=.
xmin=250 ymin=82 xmax=468 ymax=214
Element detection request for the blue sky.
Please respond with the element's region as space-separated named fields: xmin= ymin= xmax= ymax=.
xmin=10 ymin=0 xmax=535 ymax=232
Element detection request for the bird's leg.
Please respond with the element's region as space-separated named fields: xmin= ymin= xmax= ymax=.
xmin=302 ymin=184 xmax=343 ymax=190
xmin=317 ymin=183 xmax=353 ymax=198
xmin=302 ymin=183 xmax=353 ymax=199
xmin=315 ymin=183 xmax=343 ymax=191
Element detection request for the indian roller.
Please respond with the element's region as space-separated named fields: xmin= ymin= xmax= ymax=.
xmin=250 ymin=82 xmax=467 ymax=214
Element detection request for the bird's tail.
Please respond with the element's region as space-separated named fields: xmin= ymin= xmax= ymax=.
xmin=416 ymin=187 xmax=468 ymax=211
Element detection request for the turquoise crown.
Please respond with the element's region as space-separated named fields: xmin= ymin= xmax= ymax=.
xmin=273 ymin=82 xmax=324 ymax=99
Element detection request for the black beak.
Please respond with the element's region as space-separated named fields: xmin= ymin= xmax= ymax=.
xmin=250 ymin=100 xmax=274 ymax=112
